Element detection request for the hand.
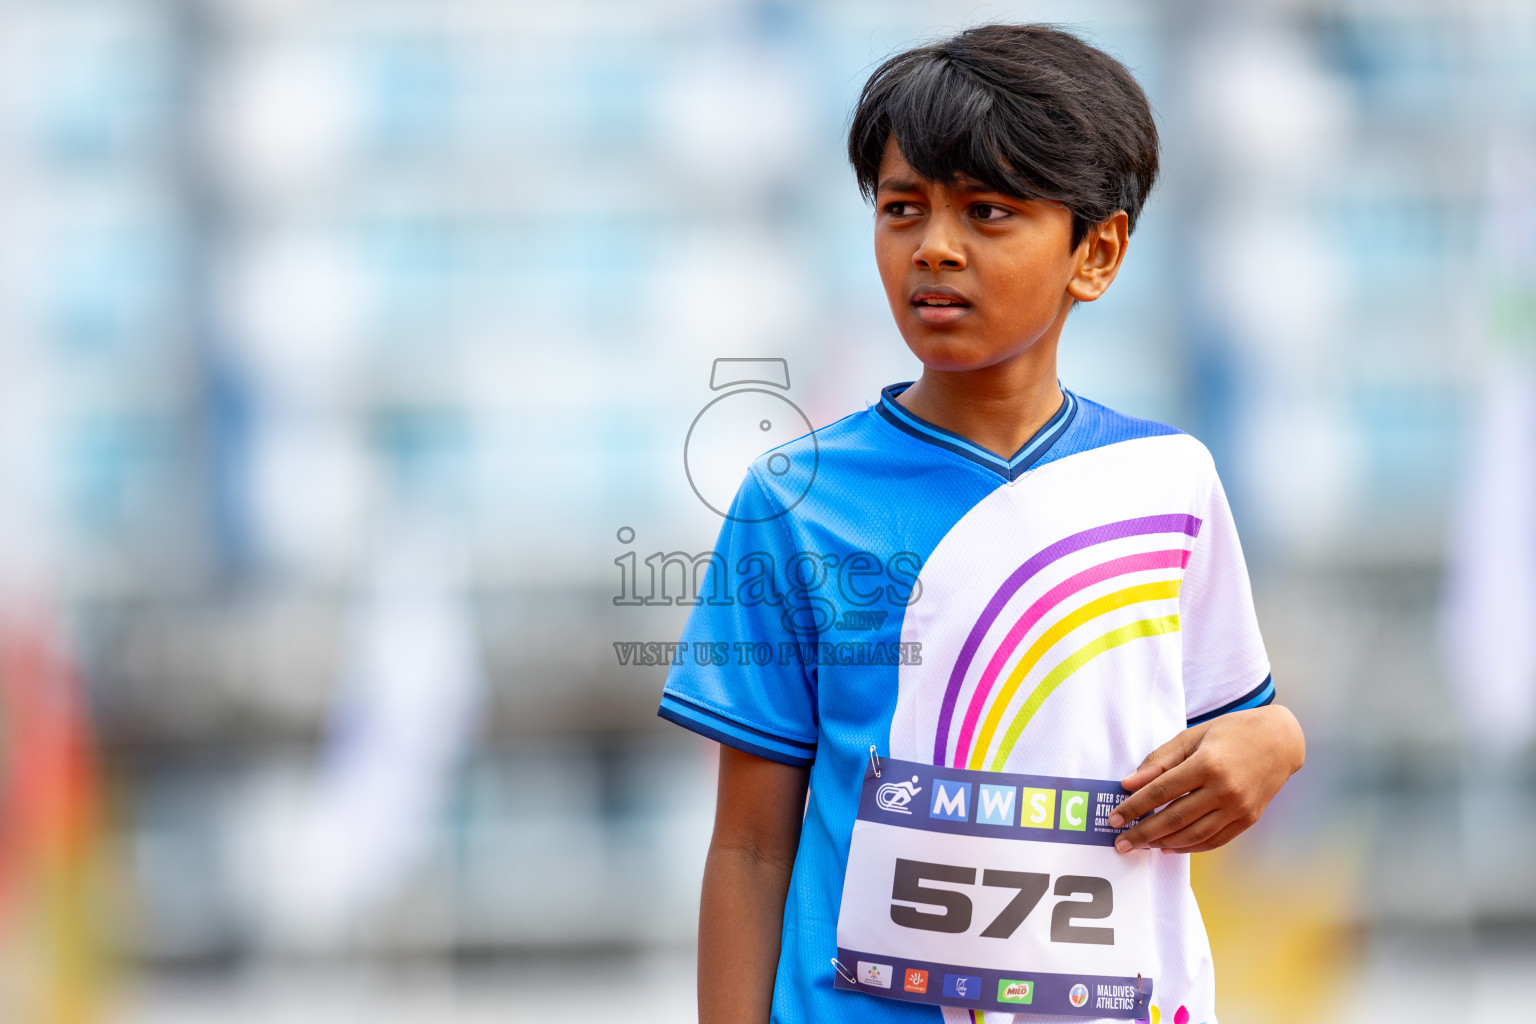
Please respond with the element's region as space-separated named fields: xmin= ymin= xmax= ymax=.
xmin=1108 ymin=704 xmax=1305 ymax=854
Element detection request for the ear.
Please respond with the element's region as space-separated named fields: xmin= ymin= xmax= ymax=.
xmin=1066 ymin=211 xmax=1129 ymax=303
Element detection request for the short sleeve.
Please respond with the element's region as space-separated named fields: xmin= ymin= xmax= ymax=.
xmin=657 ymin=469 xmax=819 ymax=766
xmin=1180 ymin=465 xmax=1274 ymax=726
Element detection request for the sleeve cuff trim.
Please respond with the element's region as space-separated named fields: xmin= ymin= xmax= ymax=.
xmin=659 ymin=690 xmax=817 ymax=752
xmin=658 ymin=702 xmax=816 ymax=767
xmin=1186 ymin=673 xmax=1275 ymax=726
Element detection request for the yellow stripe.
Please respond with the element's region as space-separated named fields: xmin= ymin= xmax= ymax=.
xmin=988 ymin=615 xmax=1181 ymax=771
xmin=967 ymin=580 xmax=1181 ymax=770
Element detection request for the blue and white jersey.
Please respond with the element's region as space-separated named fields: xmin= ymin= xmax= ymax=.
xmin=660 ymin=383 xmax=1273 ymax=1024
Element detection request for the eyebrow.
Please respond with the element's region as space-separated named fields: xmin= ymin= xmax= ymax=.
xmin=876 ymin=174 xmax=1013 ymax=198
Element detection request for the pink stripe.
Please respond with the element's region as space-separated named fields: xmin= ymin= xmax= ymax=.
xmin=951 ymin=548 xmax=1192 ymax=766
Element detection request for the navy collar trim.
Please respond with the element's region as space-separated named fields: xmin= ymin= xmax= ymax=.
xmin=875 ymin=382 xmax=1078 ymax=481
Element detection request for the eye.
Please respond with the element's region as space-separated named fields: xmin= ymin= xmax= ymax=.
xmin=883 ymin=201 xmax=922 ymax=217
xmin=971 ymin=203 xmax=1012 ymax=221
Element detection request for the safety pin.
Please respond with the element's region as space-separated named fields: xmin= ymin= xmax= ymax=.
xmin=831 ymin=957 xmax=857 ymax=984
xmin=868 ymin=745 xmax=881 ymax=778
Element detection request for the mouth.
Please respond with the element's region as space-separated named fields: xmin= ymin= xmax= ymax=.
xmin=909 ymin=286 xmax=972 ymax=326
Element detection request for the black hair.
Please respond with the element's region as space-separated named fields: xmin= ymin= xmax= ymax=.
xmin=848 ymin=24 xmax=1160 ymax=247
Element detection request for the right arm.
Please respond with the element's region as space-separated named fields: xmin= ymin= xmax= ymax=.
xmin=699 ymin=745 xmax=811 ymax=1024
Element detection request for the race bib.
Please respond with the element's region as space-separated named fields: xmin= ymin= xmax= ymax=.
xmin=834 ymin=756 xmax=1153 ymax=1018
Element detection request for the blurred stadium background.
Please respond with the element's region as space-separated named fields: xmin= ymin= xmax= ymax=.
xmin=0 ymin=0 xmax=1533 ymax=1021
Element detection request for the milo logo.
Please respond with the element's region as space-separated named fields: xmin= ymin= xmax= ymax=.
xmin=997 ymin=979 xmax=1034 ymax=1004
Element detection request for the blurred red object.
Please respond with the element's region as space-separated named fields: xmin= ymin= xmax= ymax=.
xmin=0 ymin=604 xmax=105 ymax=1022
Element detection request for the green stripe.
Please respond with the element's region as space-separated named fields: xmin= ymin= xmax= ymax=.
xmin=989 ymin=615 xmax=1180 ymax=771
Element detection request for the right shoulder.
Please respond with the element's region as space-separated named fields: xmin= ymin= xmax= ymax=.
xmin=744 ymin=405 xmax=887 ymax=515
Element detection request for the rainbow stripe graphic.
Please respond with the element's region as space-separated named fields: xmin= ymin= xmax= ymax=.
xmin=934 ymin=514 xmax=1202 ymax=770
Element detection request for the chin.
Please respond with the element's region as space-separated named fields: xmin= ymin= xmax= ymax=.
xmin=902 ymin=331 xmax=1003 ymax=372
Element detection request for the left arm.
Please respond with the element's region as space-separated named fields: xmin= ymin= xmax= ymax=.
xmin=1108 ymin=704 xmax=1305 ymax=853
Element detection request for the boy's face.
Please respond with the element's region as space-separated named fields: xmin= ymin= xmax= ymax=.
xmin=872 ymin=138 xmax=1125 ymax=374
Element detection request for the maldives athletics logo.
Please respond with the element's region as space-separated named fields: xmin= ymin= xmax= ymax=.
xmin=1069 ymin=982 xmax=1090 ymax=1007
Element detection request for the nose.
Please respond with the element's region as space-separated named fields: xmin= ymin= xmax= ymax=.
xmin=912 ymin=212 xmax=966 ymax=272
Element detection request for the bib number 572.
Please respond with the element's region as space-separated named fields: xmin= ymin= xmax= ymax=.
xmin=890 ymin=858 xmax=1114 ymax=945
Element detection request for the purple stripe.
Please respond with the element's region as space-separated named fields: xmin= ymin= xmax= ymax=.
xmin=931 ymin=514 xmax=1202 ymax=764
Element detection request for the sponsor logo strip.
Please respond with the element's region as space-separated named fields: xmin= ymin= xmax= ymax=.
xmin=856 ymin=961 xmax=891 ymax=989
xmin=858 ymin=756 xmax=1132 ymax=847
xmin=832 ymin=946 xmax=1151 ymax=1019
xmin=998 ymin=979 xmax=1034 ymax=1004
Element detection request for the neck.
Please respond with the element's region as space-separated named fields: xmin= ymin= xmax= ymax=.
xmin=896 ymin=339 xmax=1064 ymax=461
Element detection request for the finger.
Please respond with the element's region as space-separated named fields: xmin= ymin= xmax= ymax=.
xmin=1110 ymin=757 xmax=1208 ymax=829
xmin=1120 ymin=724 xmax=1207 ymax=792
xmin=1181 ymin=818 xmax=1252 ymax=854
xmin=1146 ymin=807 xmax=1231 ymax=850
xmin=1113 ymin=789 xmax=1221 ymax=852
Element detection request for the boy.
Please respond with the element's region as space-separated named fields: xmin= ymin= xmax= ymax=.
xmin=658 ymin=24 xmax=1304 ymax=1024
